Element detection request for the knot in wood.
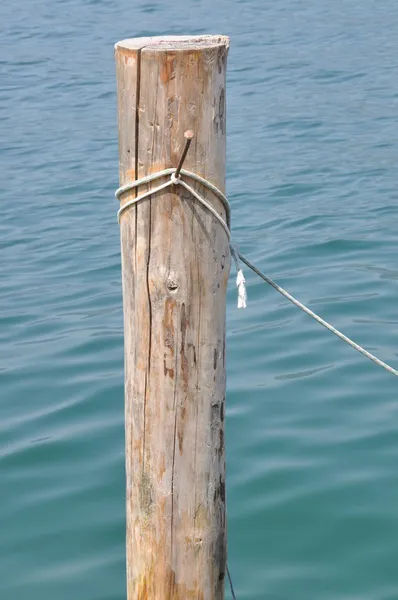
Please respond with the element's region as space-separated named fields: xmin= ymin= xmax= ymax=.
xmin=166 ymin=276 xmax=179 ymax=292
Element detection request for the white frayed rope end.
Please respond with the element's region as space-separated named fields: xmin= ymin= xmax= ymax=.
xmin=236 ymin=269 xmax=247 ymax=309
xmin=230 ymin=244 xmax=248 ymax=309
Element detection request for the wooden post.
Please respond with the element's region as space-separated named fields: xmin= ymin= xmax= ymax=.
xmin=115 ymin=35 xmax=230 ymax=599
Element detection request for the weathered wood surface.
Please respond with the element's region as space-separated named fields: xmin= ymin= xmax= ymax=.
xmin=115 ymin=35 xmax=230 ymax=599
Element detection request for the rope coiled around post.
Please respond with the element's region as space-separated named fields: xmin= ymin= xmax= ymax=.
xmin=116 ymin=167 xmax=231 ymax=236
xmin=116 ymin=167 xmax=247 ymax=308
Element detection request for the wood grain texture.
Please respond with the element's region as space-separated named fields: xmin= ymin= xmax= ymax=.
xmin=115 ymin=35 xmax=230 ymax=599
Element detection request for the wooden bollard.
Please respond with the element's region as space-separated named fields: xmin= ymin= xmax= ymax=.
xmin=115 ymin=35 xmax=230 ymax=599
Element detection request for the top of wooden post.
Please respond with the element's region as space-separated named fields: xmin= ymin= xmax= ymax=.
xmin=115 ymin=34 xmax=230 ymax=52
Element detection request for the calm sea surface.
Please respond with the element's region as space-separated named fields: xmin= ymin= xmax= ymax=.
xmin=2 ymin=1 xmax=398 ymax=598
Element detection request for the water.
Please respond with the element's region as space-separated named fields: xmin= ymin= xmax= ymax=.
xmin=2 ymin=0 xmax=398 ymax=598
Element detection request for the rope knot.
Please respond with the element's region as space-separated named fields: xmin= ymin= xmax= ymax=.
xmin=115 ymin=167 xmax=248 ymax=309
xmin=170 ymin=172 xmax=181 ymax=185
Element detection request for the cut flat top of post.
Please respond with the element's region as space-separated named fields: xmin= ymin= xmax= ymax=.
xmin=115 ymin=34 xmax=229 ymax=51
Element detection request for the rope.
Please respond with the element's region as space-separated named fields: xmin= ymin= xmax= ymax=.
xmin=227 ymin=564 xmax=237 ymax=600
xmin=238 ymin=252 xmax=398 ymax=377
xmin=116 ymin=168 xmax=247 ymax=307
xmin=116 ymin=167 xmax=231 ymax=238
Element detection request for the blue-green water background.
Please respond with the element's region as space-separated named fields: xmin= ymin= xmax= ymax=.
xmin=2 ymin=1 xmax=398 ymax=598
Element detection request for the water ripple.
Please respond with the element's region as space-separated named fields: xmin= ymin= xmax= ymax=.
xmin=2 ymin=0 xmax=398 ymax=598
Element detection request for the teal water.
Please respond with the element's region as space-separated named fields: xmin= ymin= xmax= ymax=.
xmin=2 ymin=1 xmax=398 ymax=598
